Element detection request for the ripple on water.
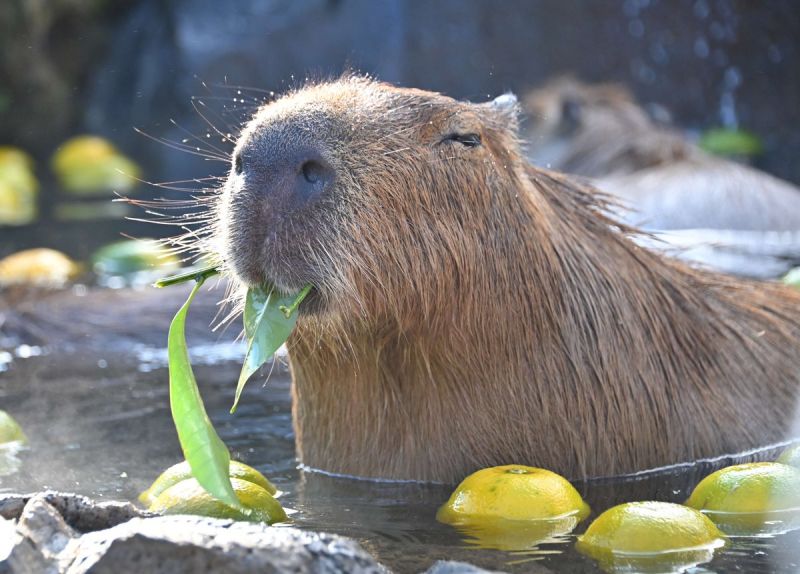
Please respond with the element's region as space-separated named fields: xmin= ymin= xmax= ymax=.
xmin=1 ymin=347 xmax=800 ymax=573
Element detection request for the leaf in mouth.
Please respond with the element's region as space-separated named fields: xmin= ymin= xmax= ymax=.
xmin=168 ymin=277 xmax=243 ymax=510
xmin=230 ymin=284 xmax=312 ymax=413
xmin=154 ymin=264 xmax=220 ymax=288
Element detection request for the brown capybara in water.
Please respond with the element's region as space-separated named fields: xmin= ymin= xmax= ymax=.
xmin=521 ymin=77 xmax=800 ymax=232
xmin=214 ymin=77 xmax=800 ymax=483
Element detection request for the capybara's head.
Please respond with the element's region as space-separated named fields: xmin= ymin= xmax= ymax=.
xmin=522 ymin=77 xmax=652 ymax=168
xmin=217 ymin=77 xmax=523 ymax=321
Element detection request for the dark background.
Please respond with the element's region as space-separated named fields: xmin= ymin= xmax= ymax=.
xmin=1 ymin=0 xmax=798 ymax=253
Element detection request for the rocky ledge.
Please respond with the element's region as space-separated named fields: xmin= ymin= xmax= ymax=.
xmin=0 ymin=492 xmax=500 ymax=574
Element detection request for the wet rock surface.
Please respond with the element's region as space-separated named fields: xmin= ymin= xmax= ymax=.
xmin=0 ymin=491 xmax=398 ymax=574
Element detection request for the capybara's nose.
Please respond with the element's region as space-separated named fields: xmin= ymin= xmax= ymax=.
xmin=235 ymin=143 xmax=335 ymax=209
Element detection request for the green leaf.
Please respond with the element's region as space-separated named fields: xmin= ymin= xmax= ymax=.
xmin=230 ymin=285 xmax=303 ymax=413
xmin=168 ymin=278 xmax=242 ymax=510
xmin=699 ymin=128 xmax=764 ymax=158
xmin=155 ymin=265 xmax=220 ymax=288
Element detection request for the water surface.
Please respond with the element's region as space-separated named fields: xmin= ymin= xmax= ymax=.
xmin=1 ymin=345 xmax=798 ymax=573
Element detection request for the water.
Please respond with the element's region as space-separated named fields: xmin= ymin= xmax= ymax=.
xmin=1 ymin=345 xmax=799 ymax=573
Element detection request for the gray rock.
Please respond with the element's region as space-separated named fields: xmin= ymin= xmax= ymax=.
xmin=14 ymin=495 xmax=77 ymax=560
xmin=5 ymin=494 xmax=80 ymax=574
xmin=63 ymin=515 xmax=387 ymax=574
xmin=424 ymin=561 xmax=506 ymax=574
xmin=0 ymin=492 xmax=146 ymax=533
xmin=0 ymin=492 xmax=388 ymax=574
xmin=0 ymin=492 xmax=502 ymax=574
xmin=0 ymin=516 xmax=18 ymax=562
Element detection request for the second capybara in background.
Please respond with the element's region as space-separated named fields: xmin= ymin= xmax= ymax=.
xmin=522 ymin=77 xmax=800 ymax=232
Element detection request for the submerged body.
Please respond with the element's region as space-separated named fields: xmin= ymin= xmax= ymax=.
xmin=522 ymin=77 xmax=800 ymax=232
xmin=216 ymin=77 xmax=800 ymax=483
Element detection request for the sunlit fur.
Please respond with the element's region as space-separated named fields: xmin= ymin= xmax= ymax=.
xmin=521 ymin=77 xmax=800 ymax=230
xmin=214 ymin=76 xmax=800 ymax=483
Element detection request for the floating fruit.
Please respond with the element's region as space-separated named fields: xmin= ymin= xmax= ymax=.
xmin=0 ymin=248 xmax=80 ymax=289
xmin=148 ymin=477 xmax=287 ymax=525
xmin=139 ymin=460 xmax=277 ymax=507
xmin=783 ymin=268 xmax=800 ymax=290
xmin=436 ymin=465 xmax=590 ymax=550
xmin=577 ymin=501 xmax=725 ymax=573
xmin=777 ymin=444 xmax=800 ymax=468
xmin=685 ymin=462 xmax=800 ymax=535
xmin=0 ymin=410 xmax=26 ymax=445
xmin=0 ymin=146 xmax=38 ymax=225
xmin=92 ymin=239 xmax=180 ymax=284
xmin=0 ymin=410 xmax=27 ymax=478
xmin=51 ymin=135 xmax=141 ymax=195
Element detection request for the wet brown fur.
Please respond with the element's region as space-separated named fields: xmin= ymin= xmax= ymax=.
xmin=218 ymin=77 xmax=800 ymax=483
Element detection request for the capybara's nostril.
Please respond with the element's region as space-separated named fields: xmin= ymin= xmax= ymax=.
xmin=297 ymin=159 xmax=333 ymax=201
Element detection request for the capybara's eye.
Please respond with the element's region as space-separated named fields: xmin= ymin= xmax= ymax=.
xmin=233 ymin=153 xmax=244 ymax=175
xmin=560 ymin=97 xmax=582 ymax=127
xmin=442 ymin=133 xmax=482 ymax=148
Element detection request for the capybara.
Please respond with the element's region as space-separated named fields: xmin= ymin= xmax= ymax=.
xmin=214 ymin=77 xmax=800 ymax=483
xmin=522 ymin=77 xmax=800 ymax=232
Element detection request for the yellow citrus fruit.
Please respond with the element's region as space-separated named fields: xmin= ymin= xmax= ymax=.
xmin=52 ymin=136 xmax=116 ymax=170
xmin=0 ymin=410 xmax=27 ymax=445
xmin=139 ymin=460 xmax=277 ymax=506
xmin=0 ymin=147 xmax=35 ymax=169
xmin=0 ymin=180 xmax=36 ymax=226
xmin=777 ymin=444 xmax=800 ymax=468
xmin=437 ymin=465 xmax=590 ymax=524
xmin=148 ymin=477 xmax=287 ymax=525
xmin=0 ymin=147 xmax=38 ymax=226
xmin=685 ymin=462 xmax=800 ymax=534
xmin=0 ymin=147 xmax=38 ymax=194
xmin=0 ymin=248 xmax=80 ymax=289
xmin=578 ymin=502 xmax=724 ymax=554
xmin=577 ymin=502 xmax=725 ymax=573
xmin=51 ymin=135 xmax=141 ymax=195
xmin=686 ymin=462 xmax=800 ymax=514
xmin=784 ymin=268 xmax=800 ymax=289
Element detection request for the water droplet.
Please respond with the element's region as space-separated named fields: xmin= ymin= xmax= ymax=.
xmin=694 ymin=37 xmax=710 ymax=59
xmin=693 ymin=0 xmax=710 ymax=19
xmin=628 ymin=19 xmax=645 ymax=38
xmin=768 ymin=44 xmax=782 ymax=63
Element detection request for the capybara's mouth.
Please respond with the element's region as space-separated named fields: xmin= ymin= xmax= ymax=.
xmin=293 ymin=285 xmax=323 ymax=316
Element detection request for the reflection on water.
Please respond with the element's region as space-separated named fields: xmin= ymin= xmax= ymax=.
xmin=1 ymin=347 xmax=799 ymax=573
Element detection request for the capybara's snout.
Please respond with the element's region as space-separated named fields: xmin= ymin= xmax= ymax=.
xmin=220 ymin=120 xmax=339 ymax=293
xmin=232 ymin=131 xmax=336 ymax=213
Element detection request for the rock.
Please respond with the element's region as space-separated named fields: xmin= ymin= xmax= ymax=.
xmin=0 ymin=492 xmax=388 ymax=574
xmin=424 ymin=561 xmax=506 ymax=574
xmin=6 ymin=495 xmax=78 ymax=574
xmin=0 ymin=516 xmax=17 ymax=561
xmin=63 ymin=515 xmax=387 ymax=574
xmin=0 ymin=492 xmax=146 ymax=533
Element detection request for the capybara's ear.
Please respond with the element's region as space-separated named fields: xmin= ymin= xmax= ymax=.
xmin=483 ymin=93 xmax=520 ymax=133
